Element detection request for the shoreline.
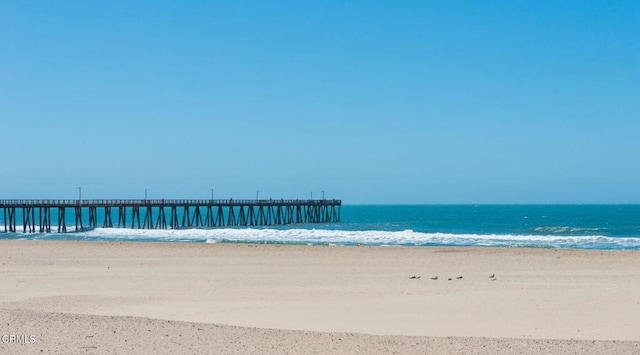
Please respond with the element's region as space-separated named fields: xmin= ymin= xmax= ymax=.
xmin=3 ymin=235 xmax=639 ymax=251
xmin=2 ymin=240 xmax=640 ymax=353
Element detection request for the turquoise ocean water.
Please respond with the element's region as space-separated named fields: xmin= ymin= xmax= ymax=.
xmin=2 ymin=205 xmax=640 ymax=249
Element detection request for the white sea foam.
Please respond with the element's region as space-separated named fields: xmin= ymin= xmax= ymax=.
xmin=6 ymin=227 xmax=637 ymax=249
xmin=533 ymin=226 xmax=604 ymax=234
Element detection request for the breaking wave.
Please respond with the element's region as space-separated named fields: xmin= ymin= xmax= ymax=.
xmin=4 ymin=227 xmax=640 ymax=250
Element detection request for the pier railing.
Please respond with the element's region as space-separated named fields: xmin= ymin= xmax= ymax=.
xmin=0 ymin=199 xmax=340 ymax=207
xmin=0 ymin=199 xmax=341 ymax=233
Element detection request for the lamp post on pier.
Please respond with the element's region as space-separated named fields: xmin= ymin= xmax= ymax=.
xmin=145 ymin=188 xmax=149 ymax=200
xmin=321 ymin=190 xmax=325 ymax=200
xmin=76 ymin=187 xmax=82 ymax=202
xmin=256 ymin=190 xmax=260 ymax=201
xmin=211 ymin=188 xmax=214 ymax=201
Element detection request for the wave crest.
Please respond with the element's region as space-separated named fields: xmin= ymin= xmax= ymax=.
xmin=8 ymin=227 xmax=639 ymax=250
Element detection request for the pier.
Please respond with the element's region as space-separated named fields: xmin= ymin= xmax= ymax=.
xmin=0 ymin=199 xmax=341 ymax=233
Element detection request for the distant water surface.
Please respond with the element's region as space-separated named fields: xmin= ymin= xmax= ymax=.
xmin=2 ymin=205 xmax=640 ymax=250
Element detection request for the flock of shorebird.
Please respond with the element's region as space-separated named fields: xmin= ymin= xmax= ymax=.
xmin=409 ymin=273 xmax=497 ymax=281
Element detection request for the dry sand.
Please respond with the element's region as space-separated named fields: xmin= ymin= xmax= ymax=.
xmin=1 ymin=240 xmax=639 ymax=354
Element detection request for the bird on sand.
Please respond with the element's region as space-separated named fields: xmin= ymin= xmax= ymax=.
xmin=409 ymin=275 xmax=421 ymax=279
xmin=456 ymin=276 xmax=463 ymax=279
xmin=489 ymin=273 xmax=495 ymax=279
xmin=430 ymin=276 xmax=438 ymax=280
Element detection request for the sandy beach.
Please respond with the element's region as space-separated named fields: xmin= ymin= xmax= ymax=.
xmin=1 ymin=240 xmax=639 ymax=354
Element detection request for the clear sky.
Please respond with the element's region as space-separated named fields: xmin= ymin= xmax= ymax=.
xmin=1 ymin=1 xmax=638 ymax=204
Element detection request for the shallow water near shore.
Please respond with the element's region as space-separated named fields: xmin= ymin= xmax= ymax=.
xmin=2 ymin=205 xmax=640 ymax=249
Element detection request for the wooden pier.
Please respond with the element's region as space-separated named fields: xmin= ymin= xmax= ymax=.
xmin=0 ymin=199 xmax=341 ymax=233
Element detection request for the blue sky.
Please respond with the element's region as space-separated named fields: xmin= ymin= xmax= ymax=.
xmin=1 ymin=1 xmax=638 ymax=204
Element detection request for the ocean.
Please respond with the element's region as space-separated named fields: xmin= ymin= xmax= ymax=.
xmin=2 ymin=205 xmax=640 ymax=250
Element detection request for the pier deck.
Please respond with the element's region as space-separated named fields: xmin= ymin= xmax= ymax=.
xmin=0 ymin=199 xmax=341 ymax=233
